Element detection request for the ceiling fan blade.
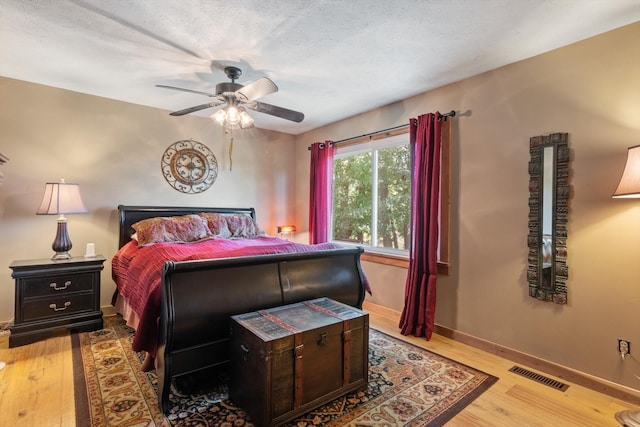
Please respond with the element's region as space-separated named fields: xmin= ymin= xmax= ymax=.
xmin=169 ymin=101 xmax=225 ymax=116
xmin=235 ymin=77 xmax=278 ymax=103
xmin=247 ymin=101 xmax=305 ymax=123
xmin=156 ymin=84 xmax=217 ymax=97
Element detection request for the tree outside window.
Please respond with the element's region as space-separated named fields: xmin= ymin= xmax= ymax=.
xmin=332 ymin=136 xmax=410 ymax=254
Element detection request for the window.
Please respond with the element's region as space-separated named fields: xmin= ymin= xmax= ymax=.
xmin=330 ymin=123 xmax=451 ymax=274
xmin=332 ymin=134 xmax=411 ymax=255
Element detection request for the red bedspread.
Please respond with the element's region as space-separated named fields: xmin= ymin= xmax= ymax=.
xmin=112 ymin=236 xmax=361 ymax=356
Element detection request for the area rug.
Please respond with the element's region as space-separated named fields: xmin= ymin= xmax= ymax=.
xmin=72 ymin=315 xmax=497 ymax=426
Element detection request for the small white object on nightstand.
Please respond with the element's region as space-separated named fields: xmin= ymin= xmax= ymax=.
xmin=85 ymin=242 xmax=96 ymax=258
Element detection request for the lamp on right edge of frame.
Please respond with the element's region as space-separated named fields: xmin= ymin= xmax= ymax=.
xmin=613 ymin=145 xmax=640 ymax=427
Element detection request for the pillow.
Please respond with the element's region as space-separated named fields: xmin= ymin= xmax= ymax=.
xmin=198 ymin=212 xmax=232 ymax=239
xmin=225 ymin=213 xmax=265 ymax=238
xmin=132 ymin=214 xmax=212 ymax=246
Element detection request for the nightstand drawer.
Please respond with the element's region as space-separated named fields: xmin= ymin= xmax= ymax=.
xmin=21 ymin=272 xmax=95 ymax=298
xmin=22 ymin=292 xmax=95 ymax=322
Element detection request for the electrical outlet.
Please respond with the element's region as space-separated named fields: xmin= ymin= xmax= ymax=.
xmin=618 ymin=339 xmax=631 ymax=355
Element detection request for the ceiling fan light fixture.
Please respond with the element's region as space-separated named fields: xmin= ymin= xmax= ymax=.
xmin=211 ymin=109 xmax=226 ymax=125
xmin=211 ymin=106 xmax=254 ymax=129
xmin=239 ymin=108 xmax=254 ymax=128
xmin=226 ymin=105 xmax=240 ymax=125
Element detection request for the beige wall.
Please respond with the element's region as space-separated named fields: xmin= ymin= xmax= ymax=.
xmin=295 ymin=22 xmax=640 ymax=393
xmin=1 ymin=21 xmax=639 ymax=396
xmin=0 ymin=77 xmax=297 ymax=321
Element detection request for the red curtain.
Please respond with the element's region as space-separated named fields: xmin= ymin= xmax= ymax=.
xmin=399 ymin=113 xmax=442 ymax=340
xmin=309 ymin=141 xmax=334 ymax=244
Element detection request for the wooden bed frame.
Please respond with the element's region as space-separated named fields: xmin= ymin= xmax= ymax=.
xmin=116 ymin=205 xmax=368 ymax=414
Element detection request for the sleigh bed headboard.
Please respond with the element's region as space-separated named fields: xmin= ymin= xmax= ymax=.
xmin=117 ymin=205 xmax=257 ymax=248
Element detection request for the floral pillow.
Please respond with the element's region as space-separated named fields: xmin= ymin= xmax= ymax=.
xmin=225 ymin=213 xmax=265 ymax=239
xmin=132 ymin=214 xmax=212 ymax=246
xmin=198 ymin=212 xmax=232 ymax=239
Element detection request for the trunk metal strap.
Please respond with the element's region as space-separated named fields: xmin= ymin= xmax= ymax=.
xmin=294 ymin=333 xmax=304 ymax=408
xmin=343 ymin=319 xmax=351 ymax=386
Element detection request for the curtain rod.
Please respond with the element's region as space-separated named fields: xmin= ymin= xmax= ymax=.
xmin=308 ymin=110 xmax=455 ymax=150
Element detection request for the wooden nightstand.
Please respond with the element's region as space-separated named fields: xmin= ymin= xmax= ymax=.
xmin=9 ymin=255 xmax=105 ymax=347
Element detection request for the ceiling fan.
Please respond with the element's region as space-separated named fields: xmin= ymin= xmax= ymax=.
xmin=156 ymin=66 xmax=304 ymax=124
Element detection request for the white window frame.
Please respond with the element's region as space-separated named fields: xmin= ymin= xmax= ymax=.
xmin=330 ymin=133 xmax=410 ymax=257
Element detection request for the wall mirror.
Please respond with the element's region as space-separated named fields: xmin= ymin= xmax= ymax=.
xmin=527 ymin=132 xmax=570 ymax=304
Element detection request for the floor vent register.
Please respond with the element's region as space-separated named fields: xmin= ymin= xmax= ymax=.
xmin=509 ymin=365 xmax=569 ymax=391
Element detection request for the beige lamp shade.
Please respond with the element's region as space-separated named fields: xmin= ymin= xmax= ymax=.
xmin=612 ymin=145 xmax=640 ymax=198
xmin=37 ymin=180 xmax=88 ymax=215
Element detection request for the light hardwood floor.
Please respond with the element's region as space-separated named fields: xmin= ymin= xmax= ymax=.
xmin=0 ymin=306 xmax=637 ymax=427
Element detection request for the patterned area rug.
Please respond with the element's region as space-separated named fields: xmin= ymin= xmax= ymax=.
xmin=72 ymin=315 xmax=497 ymax=426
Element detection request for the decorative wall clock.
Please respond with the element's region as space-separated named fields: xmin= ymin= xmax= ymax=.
xmin=161 ymin=139 xmax=218 ymax=193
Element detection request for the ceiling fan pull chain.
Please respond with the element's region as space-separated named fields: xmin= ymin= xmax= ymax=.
xmin=229 ymin=129 xmax=234 ymax=171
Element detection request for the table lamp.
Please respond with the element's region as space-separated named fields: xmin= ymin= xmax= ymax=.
xmin=277 ymin=224 xmax=297 ymax=239
xmin=36 ymin=179 xmax=88 ymax=260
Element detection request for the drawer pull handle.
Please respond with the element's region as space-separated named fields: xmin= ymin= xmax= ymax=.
xmin=50 ymin=281 xmax=71 ymax=291
xmin=49 ymin=301 xmax=71 ymax=311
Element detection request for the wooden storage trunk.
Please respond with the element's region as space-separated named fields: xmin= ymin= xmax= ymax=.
xmin=229 ymin=297 xmax=369 ymax=427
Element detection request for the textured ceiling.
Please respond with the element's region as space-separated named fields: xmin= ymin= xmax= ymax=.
xmin=2 ymin=1 xmax=640 ymax=135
